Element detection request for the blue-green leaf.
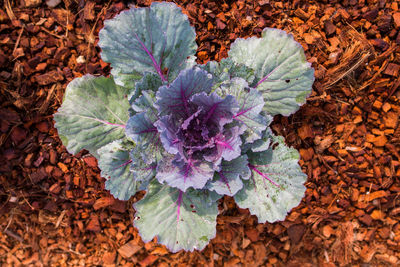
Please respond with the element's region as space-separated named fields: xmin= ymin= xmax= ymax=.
xmin=217 ymin=78 xmax=272 ymax=143
xmin=98 ymin=140 xmax=154 ymax=201
xmin=98 ymin=2 xmax=197 ymax=84
xmin=54 ymin=75 xmax=131 ymax=158
xmin=125 ymin=112 xmax=163 ymax=164
xmin=206 ymin=155 xmax=251 ymax=196
xmin=241 ymin=128 xmax=273 ymax=153
xmin=228 ymin=28 xmax=314 ymax=116
xmin=200 ymin=58 xmax=255 ymax=89
xmin=235 ymin=134 xmax=307 ymax=223
xmin=134 ymin=180 xmax=219 ymax=252
xmin=111 ymin=68 xmax=142 ymax=92
xmin=156 ymin=154 xmax=215 ymax=192
xmin=129 ymin=72 xmax=162 ymax=107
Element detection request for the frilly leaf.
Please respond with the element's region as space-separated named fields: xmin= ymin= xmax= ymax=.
xmin=200 ymin=57 xmax=255 ymax=89
xmin=98 ymin=140 xmax=154 ymax=200
xmin=190 ymin=92 xmax=239 ymax=127
xmin=235 ymin=134 xmax=307 ymax=223
xmin=204 ymin=126 xmax=243 ymax=164
xmin=155 ymin=68 xmax=213 ymax=118
xmin=125 ymin=113 xmax=164 ymax=164
xmin=134 ymin=180 xmax=219 ymax=252
xmin=241 ymin=128 xmax=273 ymax=153
xmin=228 ymin=28 xmax=314 ymax=116
xmin=206 ymin=155 xmax=251 ymax=196
xmin=154 ymin=115 xmax=180 ymax=155
xmin=217 ymin=78 xmax=272 ymax=143
xmin=129 ymin=72 xmax=163 ymax=107
xmin=156 ymin=154 xmax=214 ymax=192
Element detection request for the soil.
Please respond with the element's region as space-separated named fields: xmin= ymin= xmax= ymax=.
xmin=1 ymin=0 xmax=400 ymax=266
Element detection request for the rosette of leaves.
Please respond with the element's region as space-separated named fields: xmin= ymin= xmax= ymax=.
xmin=54 ymin=2 xmax=314 ymax=252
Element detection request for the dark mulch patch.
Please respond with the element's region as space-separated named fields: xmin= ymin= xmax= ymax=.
xmin=1 ymin=0 xmax=400 ymax=266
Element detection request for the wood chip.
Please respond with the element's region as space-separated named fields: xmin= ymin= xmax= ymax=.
xmin=102 ymin=251 xmax=116 ymax=265
xmin=118 ymin=240 xmax=141 ymax=258
xmin=57 ymin=162 xmax=68 ymax=173
xmin=93 ymin=197 xmax=115 ymax=210
xmin=393 ymin=12 xmax=400 ymax=28
xmin=365 ymin=190 xmax=388 ymax=202
xmin=383 ymin=111 xmax=399 ymax=128
xmin=86 ymin=215 xmax=101 ymax=232
xmin=383 ymin=63 xmax=400 ymax=77
xmin=373 ymin=135 xmax=387 ymax=147
xmin=371 ymin=210 xmax=385 ymax=220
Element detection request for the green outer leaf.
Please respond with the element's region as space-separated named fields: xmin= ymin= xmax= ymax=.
xmin=125 ymin=112 xmax=164 ymax=165
xmin=98 ymin=140 xmax=137 ymax=201
xmin=54 ymin=75 xmax=131 ymax=158
xmin=228 ymin=28 xmax=314 ymax=116
xmin=98 ymin=2 xmax=197 ymax=84
xmin=234 ymin=134 xmax=307 ymax=223
xmin=217 ymin=78 xmax=272 ymax=143
xmin=206 ymin=155 xmax=251 ymax=196
xmin=200 ymin=58 xmax=255 ymax=89
xmin=129 ymin=73 xmax=162 ymax=106
xmin=134 ymin=181 xmax=219 ymax=252
xmin=241 ymin=128 xmax=272 ymax=153
xmin=111 ymin=68 xmax=142 ymax=91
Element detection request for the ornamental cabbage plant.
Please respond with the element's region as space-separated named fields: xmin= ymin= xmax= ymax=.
xmin=54 ymin=2 xmax=314 ymax=252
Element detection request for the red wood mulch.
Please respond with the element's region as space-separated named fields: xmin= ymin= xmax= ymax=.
xmin=1 ymin=0 xmax=400 ymax=266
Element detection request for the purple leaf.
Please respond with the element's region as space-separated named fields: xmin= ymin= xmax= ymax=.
xmin=156 ymin=154 xmax=214 ymax=192
xmin=204 ymin=126 xmax=242 ymax=164
xmin=154 ymin=115 xmax=180 ymax=154
xmin=125 ymin=113 xmax=158 ymax=143
xmin=190 ymin=92 xmax=239 ymax=128
xmin=155 ymin=68 xmax=213 ymax=118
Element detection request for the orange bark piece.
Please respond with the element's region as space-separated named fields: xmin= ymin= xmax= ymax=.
xmin=140 ymin=255 xmax=158 ymax=267
xmin=373 ymin=135 xmax=387 ymax=147
xmin=383 ymin=112 xmax=398 ymax=128
xmin=102 ymin=251 xmax=116 ymax=265
xmin=118 ymin=240 xmax=141 ymax=258
xmin=393 ymin=12 xmax=400 ymax=28
xmin=365 ymin=190 xmax=388 ymax=202
xmin=322 ymin=225 xmax=334 ymax=238
xmin=151 ymin=246 xmax=169 ymax=256
xmin=93 ymin=197 xmax=115 ymax=210
xmin=371 ymin=210 xmax=385 ymax=220
xmin=197 ymin=51 xmax=208 ymax=61
xmin=57 ymin=162 xmax=68 ymax=173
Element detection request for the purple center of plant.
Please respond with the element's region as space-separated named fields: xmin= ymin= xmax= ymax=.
xmin=177 ymin=109 xmax=219 ymax=154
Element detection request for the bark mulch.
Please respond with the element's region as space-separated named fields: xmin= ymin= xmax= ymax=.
xmin=1 ymin=0 xmax=400 ymax=266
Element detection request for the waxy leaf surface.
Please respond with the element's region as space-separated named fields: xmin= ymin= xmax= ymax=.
xmin=125 ymin=112 xmax=163 ymax=164
xmin=98 ymin=140 xmax=153 ymax=201
xmin=99 ymin=2 xmax=197 ymax=84
xmin=54 ymin=75 xmax=131 ymax=158
xmin=155 ymin=68 xmax=213 ymax=118
xmin=201 ymin=58 xmax=255 ymax=89
xmin=156 ymin=154 xmax=214 ymax=192
xmin=229 ymin=28 xmax=314 ymax=116
xmin=217 ymin=78 xmax=272 ymax=143
xmin=235 ymin=134 xmax=307 ymax=223
xmin=206 ymin=155 xmax=251 ymax=196
xmin=134 ymin=181 xmax=219 ymax=252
